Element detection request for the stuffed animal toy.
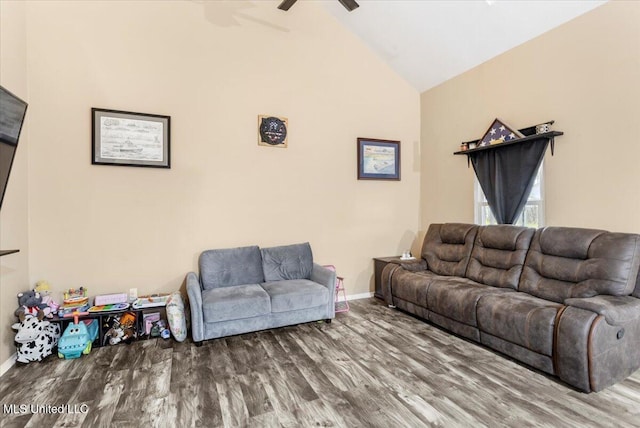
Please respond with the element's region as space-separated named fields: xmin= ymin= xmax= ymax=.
xmin=105 ymin=327 xmax=125 ymax=345
xmin=150 ymin=320 xmax=170 ymax=338
xmin=124 ymin=329 xmax=136 ymax=343
xmin=119 ymin=312 xmax=137 ymax=343
xmin=102 ymin=316 xmax=120 ymax=346
xmin=12 ymin=311 xmax=61 ymax=363
xmin=34 ymin=281 xmax=59 ymax=314
xmin=15 ymin=290 xmax=51 ymax=319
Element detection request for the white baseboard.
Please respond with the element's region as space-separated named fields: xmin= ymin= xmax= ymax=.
xmin=0 ymin=353 xmax=16 ymax=377
xmin=338 ymin=292 xmax=373 ymax=302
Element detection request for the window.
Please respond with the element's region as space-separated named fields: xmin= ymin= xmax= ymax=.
xmin=474 ymin=164 xmax=544 ymax=228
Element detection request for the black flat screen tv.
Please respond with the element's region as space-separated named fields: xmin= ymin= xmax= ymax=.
xmin=0 ymin=85 xmax=28 ymax=210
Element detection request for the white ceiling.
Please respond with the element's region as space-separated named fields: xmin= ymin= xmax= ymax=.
xmin=321 ymin=0 xmax=608 ymax=92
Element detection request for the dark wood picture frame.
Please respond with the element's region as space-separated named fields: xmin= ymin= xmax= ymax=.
xmin=357 ymin=138 xmax=400 ymax=181
xmin=92 ymin=108 xmax=171 ymax=168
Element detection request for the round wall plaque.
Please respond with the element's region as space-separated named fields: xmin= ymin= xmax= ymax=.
xmin=258 ymin=115 xmax=288 ymax=148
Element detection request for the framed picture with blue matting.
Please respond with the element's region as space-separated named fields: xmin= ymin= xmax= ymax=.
xmin=357 ymin=138 xmax=400 ymax=181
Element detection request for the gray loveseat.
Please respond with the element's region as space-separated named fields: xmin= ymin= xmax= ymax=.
xmin=187 ymin=242 xmax=336 ymax=344
xmin=382 ymin=223 xmax=640 ymax=392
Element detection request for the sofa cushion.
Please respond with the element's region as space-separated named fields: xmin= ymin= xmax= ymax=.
xmin=261 ymin=243 xmax=313 ymax=282
xmin=421 ymin=223 xmax=478 ymax=277
xmin=465 ymin=225 xmax=534 ymax=289
xmin=520 ymin=227 xmax=640 ymax=303
xmin=200 ymin=246 xmax=264 ymax=290
xmin=426 ymin=277 xmax=514 ymax=326
xmin=476 ymin=292 xmax=563 ymax=356
xmin=390 ymin=269 xmax=439 ymax=307
xmin=202 ymin=284 xmax=271 ymax=323
xmin=261 ymin=279 xmax=328 ymax=313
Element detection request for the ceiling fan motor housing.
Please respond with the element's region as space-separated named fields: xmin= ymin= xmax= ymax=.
xmin=278 ymin=0 xmax=359 ymax=12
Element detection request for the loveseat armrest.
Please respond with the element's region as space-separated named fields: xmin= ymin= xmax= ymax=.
xmin=399 ymin=259 xmax=428 ymax=272
xmin=310 ymin=263 xmax=336 ymax=290
xmin=310 ymin=263 xmax=336 ymax=318
xmin=186 ymin=271 xmax=204 ymax=342
xmin=564 ymin=296 xmax=640 ymax=326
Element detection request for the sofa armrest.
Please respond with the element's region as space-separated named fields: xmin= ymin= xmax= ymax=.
xmin=564 ymin=296 xmax=640 ymax=326
xmin=399 ymin=259 xmax=428 ymax=272
xmin=381 ymin=263 xmax=402 ymax=306
xmin=186 ymin=272 xmax=204 ymax=342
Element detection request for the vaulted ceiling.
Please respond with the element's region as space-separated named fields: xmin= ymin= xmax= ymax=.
xmin=320 ymin=0 xmax=607 ymax=92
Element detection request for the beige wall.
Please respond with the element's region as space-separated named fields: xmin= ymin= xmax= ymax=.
xmin=22 ymin=1 xmax=420 ymax=307
xmin=0 ymin=0 xmax=30 ymax=365
xmin=421 ymin=0 xmax=640 ymax=234
xmin=8 ymin=0 xmax=637 ymax=367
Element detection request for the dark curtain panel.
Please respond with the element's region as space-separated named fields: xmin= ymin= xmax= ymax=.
xmin=471 ymin=139 xmax=548 ymax=224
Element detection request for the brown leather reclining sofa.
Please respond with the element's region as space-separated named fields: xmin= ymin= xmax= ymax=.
xmin=381 ymin=223 xmax=640 ymax=392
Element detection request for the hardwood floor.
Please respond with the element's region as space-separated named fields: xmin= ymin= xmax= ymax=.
xmin=1 ymin=298 xmax=640 ymax=427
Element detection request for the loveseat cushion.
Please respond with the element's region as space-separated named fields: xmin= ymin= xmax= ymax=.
xmin=466 ymin=225 xmax=534 ymax=289
xmin=261 ymin=279 xmax=328 ymax=312
xmin=261 ymin=243 xmax=313 ymax=281
xmin=476 ymin=292 xmax=563 ymax=356
xmin=426 ymin=277 xmax=514 ymax=326
xmin=520 ymin=227 xmax=640 ymax=303
xmin=421 ymin=223 xmax=478 ymax=277
xmin=202 ymin=284 xmax=271 ymax=322
xmin=200 ymin=246 xmax=265 ymax=290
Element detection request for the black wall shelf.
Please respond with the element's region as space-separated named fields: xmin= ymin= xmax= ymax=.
xmin=454 ymin=120 xmax=563 ymax=167
xmin=454 ymin=131 xmax=564 ymax=157
xmin=0 ymin=249 xmax=19 ymax=257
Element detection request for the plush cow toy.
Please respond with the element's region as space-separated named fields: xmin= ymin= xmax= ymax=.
xmin=12 ymin=311 xmax=61 ymax=363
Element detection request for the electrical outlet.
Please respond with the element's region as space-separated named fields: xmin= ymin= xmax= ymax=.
xmin=129 ymin=288 xmax=138 ymax=302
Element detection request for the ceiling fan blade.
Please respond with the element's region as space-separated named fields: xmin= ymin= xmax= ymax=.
xmin=338 ymin=0 xmax=359 ymax=12
xmin=278 ymin=0 xmax=298 ymax=11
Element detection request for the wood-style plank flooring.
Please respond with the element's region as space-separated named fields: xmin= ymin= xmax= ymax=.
xmin=1 ymin=298 xmax=640 ymax=427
